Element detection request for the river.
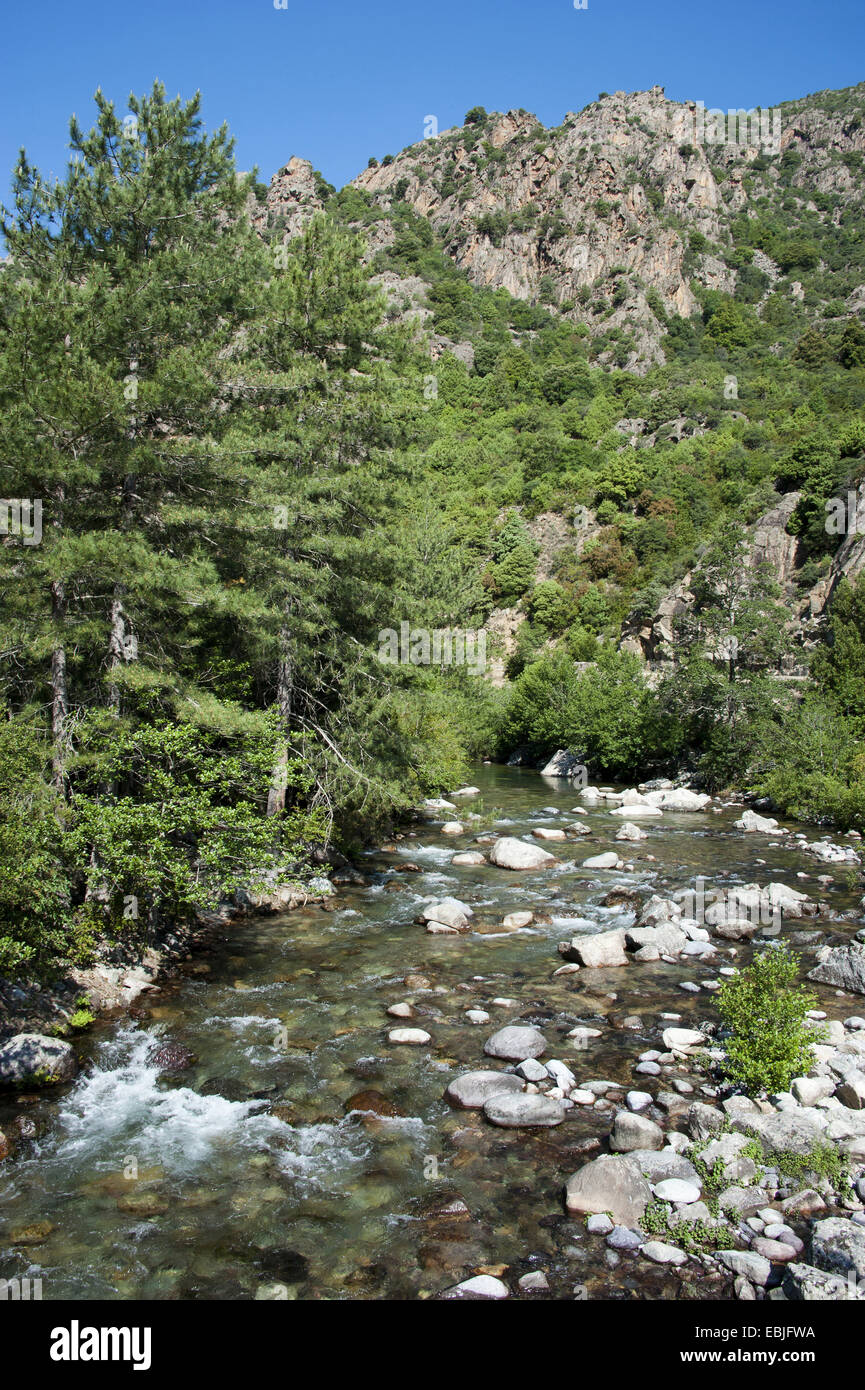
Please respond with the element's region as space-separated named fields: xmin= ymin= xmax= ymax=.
xmin=0 ymin=764 xmax=860 ymax=1300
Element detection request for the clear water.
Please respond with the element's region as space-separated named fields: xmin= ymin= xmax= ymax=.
xmin=0 ymin=765 xmax=859 ymax=1300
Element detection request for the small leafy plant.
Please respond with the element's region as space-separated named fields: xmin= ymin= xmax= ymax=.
xmin=717 ymin=944 xmax=821 ymax=1095
xmin=68 ymin=997 xmax=96 ymax=1031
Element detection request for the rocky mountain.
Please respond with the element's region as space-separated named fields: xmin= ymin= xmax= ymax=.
xmin=261 ymin=83 xmax=865 ymax=373
xmin=255 ymin=82 xmax=865 ymax=676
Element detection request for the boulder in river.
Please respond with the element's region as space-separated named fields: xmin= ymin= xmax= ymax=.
xmin=152 ymin=1043 xmax=197 ymax=1074
xmin=558 ymin=928 xmax=629 ymax=969
xmin=450 ymin=851 xmax=486 ymax=866
xmin=483 ymin=1091 xmax=565 ymax=1127
xmin=582 ymin=851 xmax=622 ymax=870
xmin=388 ymin=1028 xmax=431 ymax=1045
xmin=610 ymin=1110 xmax=665 ymax=1153
xmin=643 ymin=788 xmax=711 ymax=812
xmin=730 ymin=1106 xmax=828 ymax=1156
xmin=445 ymin=1070 xmax=525 ymax=1109
xmin=809 ymin=941 xmax=865 ymax=996
xmin=420 ymin=897 xmax=473 ymax=930
xmin=483 ymin=1025 xmax=547 ymax=1061
xmin=735 ymin=809 xmax=780 ymax=833
xmin=441 ymin=1274 xmax=509 ymax=1299
xmin=502 ymin=910 xmax=534 ymax=929
xmin=626 ymin=924 xmax=687 ymax=956
xmin=810 ymin=1217 xmax=865 ymax=1280
xmin=0 ymin=1033 xmax=78 ymax=1088
xmin=540 ymin=749 xmax=584 ymax=778
xmin=421 ymin=797 xmax=456 ymax=814
xmin=564 ymin=1154 xmax=652 ymax=1225
xmin=616 ymin=821 xmax=648 ymax=841
xmin=488 ymin=836 xmax=555 ymax=871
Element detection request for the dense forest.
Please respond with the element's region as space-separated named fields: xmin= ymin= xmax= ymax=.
xmin=2 ymin=82 xmax=865 ymax=979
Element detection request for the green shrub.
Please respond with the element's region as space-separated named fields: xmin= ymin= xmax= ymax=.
xmin=717 ymin=945 xmax=821 ymax=1095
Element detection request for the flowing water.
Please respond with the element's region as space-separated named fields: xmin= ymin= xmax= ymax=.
xmin=0 ymin=765 xmax=860 ymax=1300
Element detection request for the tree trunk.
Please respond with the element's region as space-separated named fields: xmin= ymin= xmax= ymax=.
xmin=107 ymin=590 xmax=127 ymax=714
xmin=108 ymin=472 xmax=137 ymax=713
xmin=49 ymin=482 xmax=68 ymax=795
xmin=50 ymin=579 xmax=68 ymax=794
xmin=267 ymin=620 xmax=293 ymax=816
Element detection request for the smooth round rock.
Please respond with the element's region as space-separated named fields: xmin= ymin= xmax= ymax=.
xmin=483 ymin=1025 xmax=547 ymax=1061
xmin=387 ymin=1028 xmax=430 ymax=1045
xmin=445 ymin=1070 xmax=524 ymax=1110
xmin=642 ymin=1240 xmax=687 ymax=1266
xmin=654 ymin=1178 xmax=702 ymax=1204
xmin=483 ymin=1092 xmax=565 ymax=1127
xmin=442 ymin=1274 xmax=509 ymax=1299
xmin=502 ymin=911 xmax=534 ymax=929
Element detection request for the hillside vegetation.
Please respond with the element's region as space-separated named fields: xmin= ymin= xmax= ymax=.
xmin=2 ymin=81 xmax=865 ymax=976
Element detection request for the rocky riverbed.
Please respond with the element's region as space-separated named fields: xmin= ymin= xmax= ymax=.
xmin=1 ymin=763 xmax=865 ymax=1301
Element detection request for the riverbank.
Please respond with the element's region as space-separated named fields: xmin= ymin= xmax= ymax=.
xmin=2 ymin=764 xmax=865 ymax=1300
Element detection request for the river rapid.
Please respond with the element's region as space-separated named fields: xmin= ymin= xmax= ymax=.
xmin=0 ymin=764 xmax=861 ymax=1301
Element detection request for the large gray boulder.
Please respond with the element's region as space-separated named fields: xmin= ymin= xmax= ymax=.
xmin=717 ymin=1250 xmax=771 ymax=1286
xmin=688 ymin=1101 xmax=725 ymax=1142
xmin=610 ymin=1110 xmax=665 ymax=1153
xmin=626 ymin=924 xmax=687 ymax=956
xmin=783 ymin=1262 xmax=865 ymax=1300
xmin=558 ymin=928 xmax=629 ymax=969
xmin=809 ymin=941 xmax=865 ymax=996
xmin=810 ymin=1217 xmax=865 ymax=1280
xmin=731 ymin=1107 xmax=828 ymax=1156
xmin=0 ymin=1033 xmax=78 ymax=1088
xmin=488 ymin=836 xmax=556 ymax=871
xmin=564 ymin=1154 xmax=652 ymax=1225
xmin=445 ymin=1070 xmax=525 ymax=1110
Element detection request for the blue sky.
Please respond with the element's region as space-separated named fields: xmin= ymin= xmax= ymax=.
xmin=1 ymin=0 xmax=862 ymax=197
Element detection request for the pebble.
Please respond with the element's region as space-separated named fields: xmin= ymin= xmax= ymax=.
xmin=388 ymin=1028 xmax=430 ymax=1045
xmin=518 ymin=1270 xmax=550 ymax=1292
xmin=464 ymin=1010 xmax=490 ymax=1025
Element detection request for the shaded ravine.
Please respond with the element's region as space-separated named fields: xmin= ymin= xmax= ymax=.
xmin=0 ymin=764 xmax=860 ymax=1300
